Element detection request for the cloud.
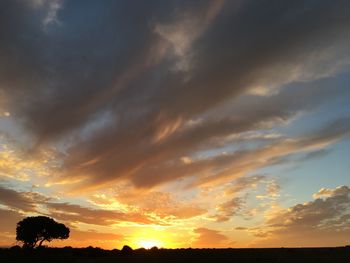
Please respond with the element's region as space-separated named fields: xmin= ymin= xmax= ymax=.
xmin=0 ymin=185 xmax=49 ymax=212
xmin=192 ymin=227 xmax=229 ymax=248
xmin=0 ymin=1 xmax=349 ymax=249
xmin=225 ymin=175 xmax=266 ymax=196
xmin=0 ymin=184 xmax=171 ymax=227
xmin=299 ymin=149 xmax=331 ymax=162
xmin=46 ymin=202 xmax=161 ymax=226
xmin=249 ymin=185 xmax=350 ymax=247
xmin=313 ymin=185 xmax=350 ymax=199
xmin=0 ymin=133 xmax=58 ymax=181
xmin=154 ymin=0 xmax=225 ymax=70
xmin=118 ymin=191 xmax=206 ymax=220
xmin=56 ymin=114 xmax=350 ymax=193
xmin=211 ymin=174 xmax=281 ymax=222
xmin=191 ymin=117 xmax=350 ymax=188
xmin=213 ymin=197 xmax=245 ymax=222
xmin=0 ymin=0 xmax=350 ymax=192
xmin=88 ymin=188 xmax=206 ymax=222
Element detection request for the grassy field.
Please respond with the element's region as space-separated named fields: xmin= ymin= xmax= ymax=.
xmin=1 ymin=246 xmax=350 ymax=263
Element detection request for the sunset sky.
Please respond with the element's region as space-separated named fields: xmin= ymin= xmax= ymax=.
xmin=0 ymin=0 xmax=350 ymax=249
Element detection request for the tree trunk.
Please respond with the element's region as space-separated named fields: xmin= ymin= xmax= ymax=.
xmin=38 ymin=239 xmax=45 ymax=247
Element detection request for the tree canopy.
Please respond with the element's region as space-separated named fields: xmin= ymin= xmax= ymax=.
xmin=16 ymin=216 xmax=69 ymax=248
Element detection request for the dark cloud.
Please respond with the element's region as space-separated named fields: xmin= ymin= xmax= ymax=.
xmin=278 ymin=149 xmax=332 ymax=166
xmin=1 ymin=0 xmax=350 ymax=190
xmin=0 ymin=185 xmax=49 ymax=212
xmin=300 ymin=149 xmax=331 ymax=162
xmin=0 ymin=0 xmax=212 ymax=140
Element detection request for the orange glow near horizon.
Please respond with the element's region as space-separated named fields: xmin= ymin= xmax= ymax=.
xmin=127 ymin=228 xmax=180 ymax=249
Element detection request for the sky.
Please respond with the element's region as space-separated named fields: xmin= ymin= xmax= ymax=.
xmin=0 ymin=0 xmax=350 ymax=249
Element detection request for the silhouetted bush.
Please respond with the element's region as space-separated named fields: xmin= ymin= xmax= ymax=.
xmin=150 ymin=246 xmax=159 ymax=251
xmin=121 ymin=245 xmax=133 ymax=255
xmin=9 ymin=245 xmax=21 ymax=252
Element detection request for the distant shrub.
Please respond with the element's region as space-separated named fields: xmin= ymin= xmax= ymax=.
xmin=10 ymin=245 xmax=21 ymax=251
xmin=121 ymin=245 xmax=133 ymax=255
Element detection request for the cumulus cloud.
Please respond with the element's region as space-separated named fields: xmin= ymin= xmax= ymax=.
xmin=213 ymin=197 xmax=244 ymax=222
xmin=249 ymin=185 xmax=350 ymax=247
xmin=313 ymin=185 xmax=350 ymax=199
xmin=212 ymin=174 xmax=280 ymax=222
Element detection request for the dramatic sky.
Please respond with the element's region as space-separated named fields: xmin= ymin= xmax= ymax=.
xmin=0 ymin=0 xmax=350 ymax=249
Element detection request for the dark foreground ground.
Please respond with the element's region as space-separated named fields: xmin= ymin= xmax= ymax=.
xmin=1 ymin=246 xmax=350 ymax=263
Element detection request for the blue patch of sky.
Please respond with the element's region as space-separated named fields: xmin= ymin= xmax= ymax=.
xmin=276 ymin=72 xmax=350 ymax=138
xmin=253 ymin=72 xmax=350 ymax=205
xmin=255 ymin=137 xmax=350 ymax=207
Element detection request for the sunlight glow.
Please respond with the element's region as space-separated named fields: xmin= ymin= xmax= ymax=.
xmin=137 ymin=239 xmax=163 ymax=249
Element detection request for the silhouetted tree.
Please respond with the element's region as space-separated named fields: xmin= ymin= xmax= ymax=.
xmin=16 ymin=216 xmax=69 ymax=248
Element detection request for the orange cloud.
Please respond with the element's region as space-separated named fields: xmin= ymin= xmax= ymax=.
xmin=192 ymin=228 xmax=230 ymax=248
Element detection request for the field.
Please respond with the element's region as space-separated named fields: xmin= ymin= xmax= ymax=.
xmin=1 ymin=247 xmax=349 ymax=263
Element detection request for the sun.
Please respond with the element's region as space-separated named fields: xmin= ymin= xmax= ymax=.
xmin=137 ymin=239 xmax=163 ymax=249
